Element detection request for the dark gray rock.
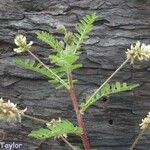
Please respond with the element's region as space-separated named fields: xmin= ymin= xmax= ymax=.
xmin=0 ymin=0 xmax=150 ymax=149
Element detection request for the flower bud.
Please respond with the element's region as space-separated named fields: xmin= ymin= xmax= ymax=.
xmin=64 ymin=32 xmax=74 ymax=45
xmin=56 ymin=24 xmax=66 ymax=34
xmin=59 ymin=41 xmax=65 ymax=49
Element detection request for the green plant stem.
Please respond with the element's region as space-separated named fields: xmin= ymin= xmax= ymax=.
xmin=82 ymin=58 xmax=129 ymax=113
xmin=27 ymin=50 xmax=69 ymax=89
xmin=61 ymin=136 xmax=78 ymax=150
xmin=22 ymin=114 xmax=48 ymax=124
xmin=130 ymin=128 xmax=146 ymax=150
xmin=68 ymin=73 xmax=90 ymax=150
xmin=22 ymin=114 xmax=77 ymax=150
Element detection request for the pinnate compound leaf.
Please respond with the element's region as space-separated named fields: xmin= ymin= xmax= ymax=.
xmin=73 ymin=13 xmax=97 ymax=52
xmin=29 ymin=119 xmax=82 ymax=139
xmin=14 ymin=58 xmax=67 ymax=87
xmin=49 ymin=49 xmax=82 ymax=73
xmin=80 ymin=82 xmax=139 ymax=112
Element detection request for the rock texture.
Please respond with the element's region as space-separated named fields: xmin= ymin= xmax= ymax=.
xmin=0 ymin=0 xmax=150 ymax=149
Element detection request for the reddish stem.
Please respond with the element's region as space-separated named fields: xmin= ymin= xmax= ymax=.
xmin=68 ymin=73 xmax=90 ymax=150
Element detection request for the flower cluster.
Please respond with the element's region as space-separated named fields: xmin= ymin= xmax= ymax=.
xmin=14 ymin=34 xmax=33 ymax=53
xmin=0 ymin=98 xmax=27 ymax=123
xmin=126 ymin=41 xmax=150 ymax=64
xmin=139 ymin=112 xmax=150 ymax=130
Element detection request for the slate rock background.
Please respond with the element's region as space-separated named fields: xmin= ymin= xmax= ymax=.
xmin=0 ymin=0 xmax=150 ymax=150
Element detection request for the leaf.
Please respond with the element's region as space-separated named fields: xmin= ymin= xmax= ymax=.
xmin=36 ymin=31 xmax=63 ymax=53
xmin=80 ymin=82 xmax=139 ymax=113
xmin=15 ymin=58 xmax=50 ymax=76
xmin=29 ymin=119 xmax=82 ymax=139
xmin=73 ymin=13 xmax=97 ymax=52
xmin=49 ymin=49 xmax=82 ymax=73
xmin=14 ymin=58 xmax=68 ymax=88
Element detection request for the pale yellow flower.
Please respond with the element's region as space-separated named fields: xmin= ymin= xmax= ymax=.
xmin=126 ymin=41 xmax=150 ymax=64
xmin=0 ymin=98 xmax=27 ymax=123
xmin=14 ymin=34 xmax=33 ymax=53
xmin=139 ymin=112 xmax=150 ymax=129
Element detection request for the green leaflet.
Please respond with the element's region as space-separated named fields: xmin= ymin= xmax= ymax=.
xmin=29 ymin=119 xmax=82 ymax=139
xmin=80 ymin=82 xmax=139 ymax=113
xmin=36 ymin=31 xmax=63 ymax=53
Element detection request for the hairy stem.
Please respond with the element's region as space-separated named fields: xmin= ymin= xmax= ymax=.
xmin=68 ymin=73 xmax=90 ymax=150
xmin=22 ymin=114 xmax=47 ymax=124
xmin=27 ymin=50 xmax=69 ymax=89
xmin=82 ymin=58 xmax=129 ymax=113
xmin=22 ymin=114 xmax=77 ymax=150
xmin=61 ymin=136 xmax=78 ymax=150
xmin=130 ymin=128 xmax=146 ymax=150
